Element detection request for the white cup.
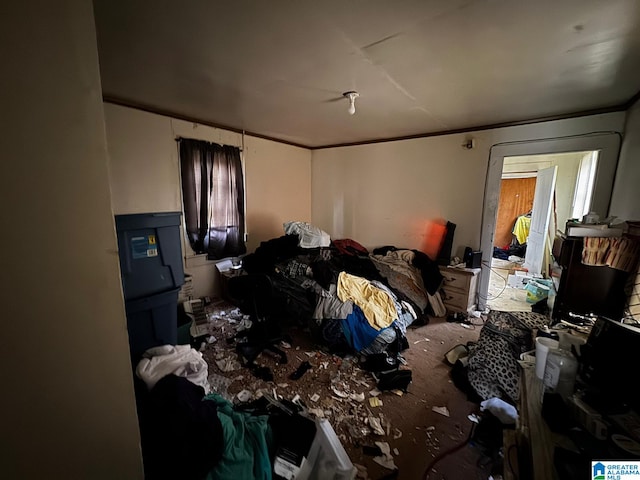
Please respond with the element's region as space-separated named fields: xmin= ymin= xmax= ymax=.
xmin=535 ymin=337 xmax=559 ymax=379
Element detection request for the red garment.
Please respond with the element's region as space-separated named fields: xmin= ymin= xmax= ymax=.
xmin=332 ymin=238 xmax=369 ymax=256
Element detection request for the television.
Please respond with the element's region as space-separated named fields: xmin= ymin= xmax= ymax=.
xmin=580 ymin=317 xmax=640 ymax=413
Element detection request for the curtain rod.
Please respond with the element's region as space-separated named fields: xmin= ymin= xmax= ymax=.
xmin=175 ymin=136 xmax=243 ymax=152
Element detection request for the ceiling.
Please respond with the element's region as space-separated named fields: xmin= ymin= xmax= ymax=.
xmin=93 ymin=0 xmax=640 ymax=148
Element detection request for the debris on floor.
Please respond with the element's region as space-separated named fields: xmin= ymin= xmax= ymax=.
xmin=193 ymin=299 xmax=483 ymax=479
xmin=432 ymin=405 xmax=450 ymax=417
xmin=372 ymin=441 xmax=397 ymax=470
xmin=368 ymin=416 xmax=385 ymax=436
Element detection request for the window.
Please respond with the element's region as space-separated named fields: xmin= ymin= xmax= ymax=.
xmin=179 ymin=138 xmax=246 ymax=260
xmin=571 ymin=150 xmax=599 ymax=220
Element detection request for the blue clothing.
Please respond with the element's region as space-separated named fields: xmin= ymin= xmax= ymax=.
xmin=341 ymin=305 xmax=390 ymax=352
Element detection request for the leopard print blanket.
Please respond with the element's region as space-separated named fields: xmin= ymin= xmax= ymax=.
xmin=467 ymin=310 xmax=549 ymax=404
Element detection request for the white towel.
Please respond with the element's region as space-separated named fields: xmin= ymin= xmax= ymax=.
xmin=136 ymin=344 xmax=210 ymax=393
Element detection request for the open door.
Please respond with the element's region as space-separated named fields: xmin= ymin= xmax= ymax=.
xmin=524 ymin=166 xmax=557 ymax=275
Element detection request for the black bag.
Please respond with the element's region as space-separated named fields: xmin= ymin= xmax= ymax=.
xmin=376 ymin=369 xmax=412 ymax=392
xmin=361 ymin=353 xmax=399 ymax=372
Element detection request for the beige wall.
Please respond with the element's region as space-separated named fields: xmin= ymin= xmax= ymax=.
xmin=311 ymin=113 xmax=626 ymax=260
xmin=104 ymin=104 xmax=312 ymax=296
xmin=611 ymin=99 xmax=640 ymax=221
xmin=1 ymin=1 xmax=142 ymax=478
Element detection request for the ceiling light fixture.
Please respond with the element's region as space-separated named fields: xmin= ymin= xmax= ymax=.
xmin=343 ymin=91 xmax=359 ymax=115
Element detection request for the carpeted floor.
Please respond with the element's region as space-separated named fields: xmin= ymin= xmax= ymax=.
xmin=200 ymin=302 xmax=497 ymax=480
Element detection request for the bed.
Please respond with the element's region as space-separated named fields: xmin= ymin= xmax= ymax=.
xmin=237 ymin=227 xmax=446 ymax=360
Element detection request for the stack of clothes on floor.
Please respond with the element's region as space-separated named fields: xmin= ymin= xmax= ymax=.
xmin=240 ymin=222 xmax=445 ymax=361
xmin=135 ymin=345 xmax=317 ymax=480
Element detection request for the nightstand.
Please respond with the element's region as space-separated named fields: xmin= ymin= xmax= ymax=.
xmin=438 ymin=266 xmax=481 ymax=313
xmin=219 ymin=268 xmax=245 ymax=302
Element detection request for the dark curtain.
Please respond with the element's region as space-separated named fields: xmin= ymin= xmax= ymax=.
xmin=179 ymin=138 xmax=246 ymax=260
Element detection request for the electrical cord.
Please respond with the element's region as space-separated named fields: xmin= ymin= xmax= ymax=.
xmin=421 ymin=420 xmax=477 ymax=480
xmin=477 ymin=260 xmax=508 ymax=301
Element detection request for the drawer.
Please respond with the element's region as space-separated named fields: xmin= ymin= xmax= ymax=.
xmin=441 ymin=288 xmax=470 ymax=311
xmin=440 ymin=270 xmax=471 ymax=292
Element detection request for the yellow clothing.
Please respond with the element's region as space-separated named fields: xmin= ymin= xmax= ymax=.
xmin=337 ymin=271 xmax=398 ymax=330
xmin=512 ymin=215 xmax=531 ymax=245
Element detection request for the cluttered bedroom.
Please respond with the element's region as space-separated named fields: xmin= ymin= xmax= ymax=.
xmin=8 ymin=1 xmax=640 ymax=480
xmin=108 ymin=125 xmax=640 ymax=480
xmin=97 ymin=2 xmax=640 ymax=479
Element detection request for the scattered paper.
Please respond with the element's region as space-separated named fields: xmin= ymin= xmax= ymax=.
xmin=369 ymin=397 xmax=383 ymax=408
xmin=393 ymin=428 xmax=402 ymax=440
xmin=308 ymin=408 xmax=325 ymax=418
xmin=331 ymin=387 xmax=349 ymax=398
xmin=310 ymin=393 xmax=320 ymax=402
xmin=277 ymin=383 xmax=289 ymax=388
xmin=368 ymin=416 xmax=385 ymax=435
xmin=373 ymin=442 xmax=397 ymax=470
xmin=468 ymin=414 xmax=480 ymax=424
xmin=376 ymin=441 xmax=391 ymax=455
xmin=393 ymin=448 xmax=399 ymax=456
xmin=305 ymin=351 xmax=316 ymax=357
xmin=369 ymin=388 xmax=382 ymax=397
xmin=215 ymin=357 xmax=241 ymax=372
xmin=391 ymin=389 xmax=404 ymax=397
xmin=432 ymin=406 xmax=450 ymax=417
xmin=349 ymin=392 xmax=365 ymax=403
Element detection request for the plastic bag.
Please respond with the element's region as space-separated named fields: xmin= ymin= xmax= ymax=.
xmin=525 ymin=279 xmax=553 ymax=304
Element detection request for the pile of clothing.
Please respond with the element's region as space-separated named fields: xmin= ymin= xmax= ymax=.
xmin=135 ymin=345 xmax=274 ymax=480
xmin=240 ymin=229 xmax=445 ymax=359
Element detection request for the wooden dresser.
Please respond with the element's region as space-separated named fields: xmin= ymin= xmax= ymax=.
xmin=438 ymin=266 xmax=481 ymax=313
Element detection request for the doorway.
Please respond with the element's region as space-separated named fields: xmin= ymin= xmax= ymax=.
xmin=486 ymin=151 xmax=598 ymax=311
xmin=478 ymin=133 xmax=621 ymax=313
